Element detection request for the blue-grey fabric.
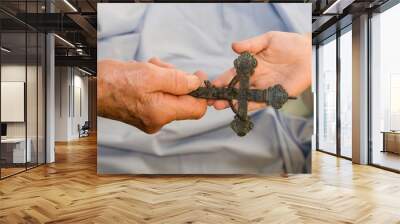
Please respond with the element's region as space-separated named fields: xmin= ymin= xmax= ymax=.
xmin=97 ymin=3 xmax=313 ymax=174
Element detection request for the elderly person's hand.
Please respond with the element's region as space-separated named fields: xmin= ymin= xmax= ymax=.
xmin=210 ymin=31 xmax=312 ymax=111
xmin=98 ymin=58 xmax=207 ymax=134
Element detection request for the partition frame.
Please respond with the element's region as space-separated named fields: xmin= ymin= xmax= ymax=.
xmin=0 ymin=0 xmax=47 ymax=180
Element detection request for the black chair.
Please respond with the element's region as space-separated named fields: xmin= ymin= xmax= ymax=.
xmin=78 ymin=121 xmax=90 ymax=138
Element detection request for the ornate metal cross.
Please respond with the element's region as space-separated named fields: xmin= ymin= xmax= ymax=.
xmin=189 ymin=52 xmax=296 ymax=136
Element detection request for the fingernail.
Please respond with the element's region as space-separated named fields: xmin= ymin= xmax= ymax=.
xmin=187 ymin=75 xmax=200 ymax=90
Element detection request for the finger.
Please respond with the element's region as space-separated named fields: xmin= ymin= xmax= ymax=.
xmin=213 ymin=100 xmax=229 ymax=110
xmin=248 ymin=76 xmax=280 ymax=111
xmin=211 ymin=68 xmax=235 ymax=87
xmin=148 ymin=57 xmax=175 ymax=68
xmin=248 ymin=102 xmax=266 ymax=111
xmin=164 ymin=94 xmax=207 ymax=121
xmin=230 ymin=100 xmax=264 ymax=112
xmin=251 ymin=56 xmax=275 ymax=78
xmin=210 ymin=68 xmax=234 ymax=109
xmin=250 ymin=75 xmax=277 ymax=89
xmin=214 ymin=97 xmax=266 ymax=111
xmin=153 ymin=67 xmax=202 ymax=95
xmin=143 ymin=93 xmax=207 ymax=133
xmin=194 ymin=70 xmax=208 ymax=83
xmin=193 ymin=70 xmax=216 ymax=105
xmin=232 ymin=32 xmax=273 ymax=54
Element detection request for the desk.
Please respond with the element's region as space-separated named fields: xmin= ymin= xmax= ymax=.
xmin=1 ymin=138 xmax=31 ymax=163
xmin=382 ymin=131 xmax=400 ymax=154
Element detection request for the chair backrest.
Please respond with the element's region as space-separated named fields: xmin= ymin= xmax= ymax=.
xmin=82 ymin=121 xmax=90 ymax=129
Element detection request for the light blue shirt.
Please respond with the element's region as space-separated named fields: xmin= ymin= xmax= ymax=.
xmin=97 ymin=3 xmax=313 ymax=174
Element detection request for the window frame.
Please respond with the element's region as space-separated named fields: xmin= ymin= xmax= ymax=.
xmin=315 ymin=23 xmax=353 ymax=160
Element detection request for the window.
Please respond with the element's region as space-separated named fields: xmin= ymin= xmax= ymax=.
xmin=339 ymin=28 xmax=352 ymax=158
xmin=370 ymin=3 xmax=400 ymax=171
xmin=317 ymin=36 xmax=337 ymax=154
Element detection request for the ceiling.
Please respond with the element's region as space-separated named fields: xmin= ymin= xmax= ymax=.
xmin=0 ymin=0 xmax=98 ymax=73
xmin=0 ymin=0 xmax=393 ymax=74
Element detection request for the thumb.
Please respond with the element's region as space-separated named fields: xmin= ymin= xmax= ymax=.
xmin=193 ymin=70 xmax=208 ymax=82
xmin=148 ymin=57 xmax=176 ymax=68
xmin=154 ymin=67 xmax=202 ymax=95
xmin=232 ymin=32 xmax=272 ymax=54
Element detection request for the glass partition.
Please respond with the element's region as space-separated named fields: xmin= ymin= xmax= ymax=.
xmin=1 ymin=30 xmax=28 ymax=177
xmin=317 ymin=36 xmax=337 ymax=154
xmin=0 ymin=1 xmax=46 ymax=179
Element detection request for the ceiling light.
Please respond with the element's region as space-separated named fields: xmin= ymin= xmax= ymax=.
xmin=76 ymin=48 xmax=86 ymax=56
xmin=54 ymin=34 xmax=75 ymax=48
xmin=63 ymin=0 xmax=78 ymax=12
xmin=323 ymin=0 xmax=341 ymax=14
xmin=1 ymin=47 xmax=11 ymax=53
xmin=322 ymin=0 xmax=354 ymax=15
xmin=78 ymin=67 xmax=93 ymax=76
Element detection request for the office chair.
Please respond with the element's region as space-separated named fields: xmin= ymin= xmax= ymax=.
xmin=79 ymin=121 xmax=90 ymax=138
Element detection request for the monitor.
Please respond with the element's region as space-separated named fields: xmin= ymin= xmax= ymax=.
xmin=1 ymin=123 xmax=7 ymax=137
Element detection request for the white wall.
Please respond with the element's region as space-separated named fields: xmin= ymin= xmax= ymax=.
xmin=55 ymin=67 xmax=70 ymax=141
xmin=1 ymin=63 xmax=46 ymax=164
xmin=1 ymin=65 xmax=26 ymax=137
xmin=70 ymin=72 xmax=89 ymax=139
xmin=1 ymin=65 xmax=36 ymax=138
xmin=54 ymin=67 xmax=89 ymax=141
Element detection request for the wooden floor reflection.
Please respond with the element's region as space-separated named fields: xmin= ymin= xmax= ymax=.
xmin=0 ymin=135 xmax=399 ymax=223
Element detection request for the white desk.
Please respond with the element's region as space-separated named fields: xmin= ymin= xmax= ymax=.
xmin=1 ymin=138 xmax=31 ymax=163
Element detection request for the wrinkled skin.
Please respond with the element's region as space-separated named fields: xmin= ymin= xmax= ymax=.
xmin=98 ymin=58 xmax=207 ymax=134
xmin=210 ymin=31 xmax=312 ymax=111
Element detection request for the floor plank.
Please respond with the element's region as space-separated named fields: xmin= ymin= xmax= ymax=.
xmin=0 ymin=135 xmax=399 ymax=224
